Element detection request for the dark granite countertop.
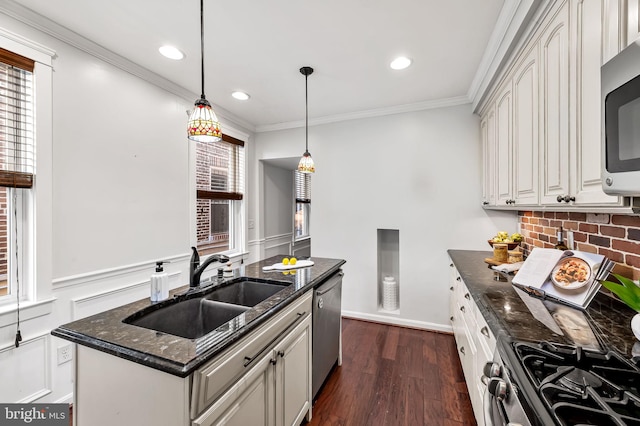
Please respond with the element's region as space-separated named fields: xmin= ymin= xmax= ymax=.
xmin=51 ymin=255 xmax=345 ymax=377
xmin=448 ymin=250 xmax=639 ymax=361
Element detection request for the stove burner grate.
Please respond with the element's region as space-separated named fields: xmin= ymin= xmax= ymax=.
xmin=513 ymin=342 xmax=640 ymax=425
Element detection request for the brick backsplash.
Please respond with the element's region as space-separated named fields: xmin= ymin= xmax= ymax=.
xmin=518 ymin=211 xmax=640 ymax=281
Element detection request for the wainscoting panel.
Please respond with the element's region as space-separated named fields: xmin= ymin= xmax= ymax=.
xmin=0 ymin=333 xmax=51 ymax=403
xmin=71 ymin=271 xmax=181 ymax=320
xmin=264 ymin=233 xmax=293 ymax=259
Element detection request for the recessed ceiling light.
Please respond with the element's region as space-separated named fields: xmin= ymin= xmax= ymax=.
xmin=159 ymin=45 xmax=185 ymax=60
xmin=390 ymin=57 xmax=412 ymax=70
xmin=232 ymin=91 xmax=250 ymax=101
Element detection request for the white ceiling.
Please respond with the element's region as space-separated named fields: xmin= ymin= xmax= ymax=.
xmin=10 ymin=0 xmax=505 ymax=131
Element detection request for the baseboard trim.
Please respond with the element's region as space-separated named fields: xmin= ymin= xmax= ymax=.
xmin=341 ymin=310 xmax=453 ymax=334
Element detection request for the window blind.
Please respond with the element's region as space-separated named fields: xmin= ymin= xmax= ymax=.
xmin=0 ymin=48 xmax=35 ymax=189
xmin=196 ymin=133 xmax=245 ymax=201
xmin=295 ymin=170 xmax=311 ymax=203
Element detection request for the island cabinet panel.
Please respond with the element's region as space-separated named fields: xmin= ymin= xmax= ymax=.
xmin=73 ymin=290 xmax=313 ymax=426
xmin=75 ymin=346 xmax=191 ymax=426
xmin=193 ymin=353 xmax=275 ymax=426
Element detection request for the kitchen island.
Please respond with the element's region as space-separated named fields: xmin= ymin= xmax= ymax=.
xmin=52 ymin=255 xmax=345 ymax=426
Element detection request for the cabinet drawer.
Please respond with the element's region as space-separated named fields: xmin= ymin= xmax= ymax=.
xmin=191 ymin=291 xmax=312 ymax=418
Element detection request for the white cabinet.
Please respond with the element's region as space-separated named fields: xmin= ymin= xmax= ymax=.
xmin=513 ymin=42 xmax=539 ymax=205
xmin=570 ymin=0 xmax=624 ymax=206
xmin=480 ymin=0 xmax=626 ymax=210
xmin=539 ymin=1 xmax=570 ymax=205
xmin=75 ymin=291 xmax=313 ymax=426
xmin=481 ymin=107 xmax=496 ymax=206
xmin=448 ymin=259 xmax=496 ymax=426
xmin=495 ymin=82 xmax=514 ymax=206
xmin=194 ymin=314 xmax=312 ymax=426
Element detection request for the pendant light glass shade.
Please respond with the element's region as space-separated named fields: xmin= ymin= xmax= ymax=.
xmin=298 ymin=66 xmax=315 ymax=174
xmin=298 ymin=150 xmax=315 ymax=173
xmin=188 ymin=97 xmax=221 ymax=142
xmin=187 ymin=0 xmax=221 ymax=142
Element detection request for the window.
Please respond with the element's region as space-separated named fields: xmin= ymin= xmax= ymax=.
xmin=195 ymin=134 xmax=244 ymax=255
xmin=0 ymin=48 xmax=34 ymax=301
xmin=294 ymin=171 xmax=310 ymax=240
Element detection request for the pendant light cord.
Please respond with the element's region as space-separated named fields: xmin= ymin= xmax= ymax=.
xmin=305 ymin=73 xmax=308 ymax=152
xmin=199 ymin=0 xmax=206 ymax=99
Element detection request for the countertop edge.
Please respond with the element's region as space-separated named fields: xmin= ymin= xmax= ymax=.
xmin=52 ymin=257 xmax=346 ymax=377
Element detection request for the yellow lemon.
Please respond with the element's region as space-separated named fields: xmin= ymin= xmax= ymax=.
xmin=290 ymin=257 xmax=297 ymax=265
xmin=282 ymin=257 xmax=290 ymax=265
xmin=282 ymin=270 xmax=290 ymax=275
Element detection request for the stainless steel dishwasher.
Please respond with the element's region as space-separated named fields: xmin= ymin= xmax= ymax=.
xmin=312 ymin=270 xmax=343 ymax=399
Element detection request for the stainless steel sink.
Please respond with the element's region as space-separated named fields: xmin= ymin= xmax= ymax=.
xmin=204 ymin=280 xmax=288 ymax=307
xmin=123 ymin=278 xmax=289 ymax=339
xmin=126 ymin=298 xmax=250 ymax=339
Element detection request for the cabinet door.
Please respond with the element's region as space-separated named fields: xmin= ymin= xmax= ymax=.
xmin=602 ymin=0 xmax=626 ymax=63
xmin=275 ymin=315 xmax=312 ymax=426
xmin=571 ymin=0 xmax=624 ymax=205
xmin=513 ymin=42 xmax=539 ymax=205
xmin=193 ymin=353 xmax=275 ymax=426
xmin=495 ymin=82 xmax=514 ymax=206
xmin=628 ymin=0 xmax=640 ymax=46
xmin=540 ymin=2 xmax=570 ymax=205
xmin=481 ymin=107 xmax=497 ymax=206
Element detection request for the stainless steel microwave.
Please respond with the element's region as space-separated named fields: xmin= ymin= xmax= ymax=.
xmin=602 ymin=41 xmax=640 ymax=195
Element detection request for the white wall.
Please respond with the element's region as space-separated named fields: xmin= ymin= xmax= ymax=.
xmin=0 ymin=14 xmax=253 ymax=405
xmin=253 ymin=104 xmax=517 ymax=330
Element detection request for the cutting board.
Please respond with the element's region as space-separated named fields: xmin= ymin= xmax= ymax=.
xmin=262 ymin=260 xmax=314 ymax=271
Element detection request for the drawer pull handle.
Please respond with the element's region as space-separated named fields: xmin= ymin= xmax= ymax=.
xmin=459 ymin=346 xmax=465 ymax=355
xmin=270 ymin=358 xmax=277 ymax=365
xmin=450 ymin=316 xmax=454 ymax=322
xmin=450 ymin=286 xmax=454 ymax=291
xmin=481 ymin=326 xmax=490 ymax=338
xmin=460 ymin=306 xmax=465 ymax=313
xmin=449 ymin=263 xmax=453 ymax=267
xmin=464 ymin=293 xmax=470 ymax=300
xmin=277 ymin=350 xmax=285 ymax=358
xmin=456 ymin=277 xmax=461 ymax=282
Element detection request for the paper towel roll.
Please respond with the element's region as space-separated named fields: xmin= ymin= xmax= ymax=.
xmin=382 ymin=276 xmax=398 ymax=311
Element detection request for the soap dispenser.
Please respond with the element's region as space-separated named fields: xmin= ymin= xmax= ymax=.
xmin=150 ymin=261 xmax=169 ymax=302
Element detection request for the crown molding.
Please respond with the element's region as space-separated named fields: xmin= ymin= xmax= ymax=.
xmin=468 ymin=0 xmax=545 ymax=112
xmin=255 ymin=95 xmax=471 ymax=133
xmin=0 ymin=0 xmax=256 ymax=133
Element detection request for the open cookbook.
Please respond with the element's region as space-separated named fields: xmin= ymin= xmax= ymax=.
xmin=511 ymin=248 xmax=615 ymax=310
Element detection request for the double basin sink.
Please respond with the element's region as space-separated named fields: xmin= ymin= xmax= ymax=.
xmin=123 ymin=279 xmax=289 ymax=339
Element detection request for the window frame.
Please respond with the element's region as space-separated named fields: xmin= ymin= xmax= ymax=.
xmin=191 ymin=130 xmax=246 ymax=258
xmin=0 ymin=30 xmax=54 ymax=309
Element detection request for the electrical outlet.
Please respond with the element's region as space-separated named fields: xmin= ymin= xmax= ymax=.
xmin=57 ymin=344 xmax=73 ymax=365
xmin=248 ymin=220 xmax=255 ymax=229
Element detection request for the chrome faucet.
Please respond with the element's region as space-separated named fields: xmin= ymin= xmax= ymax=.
xmin=189 ymin=247 xmax=230 ymax=288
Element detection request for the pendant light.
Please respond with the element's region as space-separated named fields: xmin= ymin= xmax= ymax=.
xmin=298 ymin=66 xmax=315 ymax=173
xmin=187 ymin=0 xmax=221 ymax=142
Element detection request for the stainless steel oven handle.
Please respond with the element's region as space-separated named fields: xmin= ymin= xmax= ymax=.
xmin=483 ymin=383 xmax=495 ymax=426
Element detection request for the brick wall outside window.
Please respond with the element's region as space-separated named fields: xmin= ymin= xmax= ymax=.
xmin=518 ymin=211 xmax=640 ymax=281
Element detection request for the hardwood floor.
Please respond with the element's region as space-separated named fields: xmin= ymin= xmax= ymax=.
xmin=306 ymin=318 xmax=477 ymax=426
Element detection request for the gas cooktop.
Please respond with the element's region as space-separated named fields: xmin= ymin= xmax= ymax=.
xmin=512 ymin=341 xmax=640 ymax=426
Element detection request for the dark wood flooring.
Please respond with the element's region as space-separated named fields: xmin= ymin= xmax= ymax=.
xmin=305 ymin=318 xmax=477 ymax=426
